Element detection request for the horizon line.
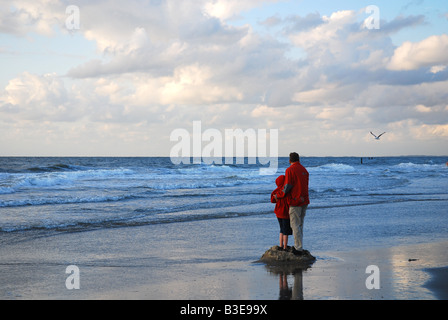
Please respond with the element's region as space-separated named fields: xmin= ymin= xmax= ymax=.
xmin=1 ymin=155 xmax=447 ymax=158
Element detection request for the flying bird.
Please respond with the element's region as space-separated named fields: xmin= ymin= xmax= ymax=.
xmin=370 ymin=132 xmax=386 ymax=140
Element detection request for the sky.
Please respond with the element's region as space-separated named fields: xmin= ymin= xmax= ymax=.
xmin=1 ymin=0 xmax=448 ymax=157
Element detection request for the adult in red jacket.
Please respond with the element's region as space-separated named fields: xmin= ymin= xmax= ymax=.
xmin=283 ymin=152 xmax=309 ymax=255
xmin=271 ymin=175 xmax=292 ymax=250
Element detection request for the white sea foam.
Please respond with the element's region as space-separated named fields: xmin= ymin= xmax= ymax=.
xmin=1 ymin=168 xmax=135 ymax=193
xmin=310 ymin=163 xmax=356 ymax=173
xmin=395 ymin=162 xmax=445 ymax=171
xmin=1 ymin=157 xmax=447 ymax=236
xmin=0 ymin=193 xmax=137 ymax=208
xmin=0 ymin=186 xmax=15 ymax=195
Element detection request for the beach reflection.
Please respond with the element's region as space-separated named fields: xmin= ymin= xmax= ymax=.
xmin=264 ymin=264 xmax=307 ymax=300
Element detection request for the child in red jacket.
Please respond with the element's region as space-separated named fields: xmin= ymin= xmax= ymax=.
xmin=271 ymin=175 xmax=292 ymax=251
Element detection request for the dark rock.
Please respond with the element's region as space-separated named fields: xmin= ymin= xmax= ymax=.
xmin=259 ymin=246 xmax=316 ymax=268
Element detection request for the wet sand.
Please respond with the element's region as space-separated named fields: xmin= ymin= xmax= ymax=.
xmin=424 ymin=267 xmax=448 ymax=300
xmin=0 ymin=211 xmax=447 ymax=300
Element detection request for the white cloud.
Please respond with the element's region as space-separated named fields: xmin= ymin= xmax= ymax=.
xmin=388 ymin=34 xmax=448 ymax=70
xmin=411 ymin=123 xmax=448 ymax=139
xmin=429 ymin=65 xmax=447 ymax=74
xmin=0 ymin=0 xmax=66 ymax=36
xmin=288 ymin=10 xmax=357 ymax=58
xmin=415 ymin=104 xmax=431 ymax=113
xmin=158 ymin=64 xmax=244 ymax=105
xmin=1 ymin=72 xmax=72 ymax=121
xmin=1 ymin=1 xmax=448 ymax=156
xmin=203 ymin=0 xmax=279 ymax=21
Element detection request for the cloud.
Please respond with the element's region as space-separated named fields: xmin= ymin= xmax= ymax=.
xmin=66 ymin=5 xmax=297 ymax=108
xmin=0 ymin=72 xmax=73 ymax=121
xmin=379 ymin=14 xmax=425 ymax=34
xmin=279 ymin=12 xmax=324 ymax=32
xmin=388 ymin=34 xmax=448 ymax=70
xmin=288 ymin=10 xmax=357 ymax=52
xmin=0 ymin=1 xmax=66 ymax=36
xmin=1 ymin=1 xmax=448 ymax=156
xmin=203 ymin=0 xmax=280 ymax=21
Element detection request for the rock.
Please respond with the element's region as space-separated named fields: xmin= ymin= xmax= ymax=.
xmin=259 ymin=246 xmax=316 ymax=268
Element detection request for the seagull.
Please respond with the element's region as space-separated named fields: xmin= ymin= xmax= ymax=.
xmin=370 ymin=131 xmax=386 ymax=140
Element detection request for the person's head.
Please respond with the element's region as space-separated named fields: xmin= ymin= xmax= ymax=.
xmin=289 ymin=152 xmax=300 ymax=164
xmin=276 ymin=175 xmax=285 ymax=187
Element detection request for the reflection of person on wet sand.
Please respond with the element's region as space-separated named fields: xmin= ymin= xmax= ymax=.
xmin=291 ymin=270 xmax=304 ymax=300
xmin=267 ymin=265 xmax=304 ymax=300
xmin=279 ymin=273 xmax=292 ymax=300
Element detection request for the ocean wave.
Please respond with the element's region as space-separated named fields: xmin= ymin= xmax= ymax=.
xmin=2 ymin=157 xmax=446 ymax=237
xmin=0 ymin=204 xmax=272 ymax=233
xmin=146 ymin=180 xmax=246 ymax=190
xmin=176 ymin=164 xmax=248 ymax=175
xmin=0 ymin=194 xmax=138 ymax=208
xmin=145 ymin=175 xmax=267 ymax=190
xmin=394 ymin=162 xmax=446 ymax=170
xmin=310 ymin=163 xmax=356 ymax=173
xmin=0 ymin=217 xmax=135 ymax=233
xmin=26 ymin=163 xmax=85 ymax=173
xmin=0 ymin=168 xmax=135 ymax=194
xmin=224 ymin=175 xmax=249 ymax=180
xmin=309 ymin=187 xmax=360 ymax=194
xmin=0 ymin=186 xmax=15 ymax=195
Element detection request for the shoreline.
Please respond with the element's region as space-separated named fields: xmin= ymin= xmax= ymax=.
xmin=0 ymin=211 xmax=447 ymax=300
xmin=424 ymin=267 xmax=448 ymax=300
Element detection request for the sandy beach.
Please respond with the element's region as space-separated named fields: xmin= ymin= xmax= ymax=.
xmin=2 ymin=0 xmax=448 ymax=309
xmin=424 ymin=267 xmax=448 ymax=300
xmin=0 ymin=202 xmax=447 ymax=300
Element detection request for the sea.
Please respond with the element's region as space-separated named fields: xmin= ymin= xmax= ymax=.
xmin=0 ymin=156 xmax=447 ymax=251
